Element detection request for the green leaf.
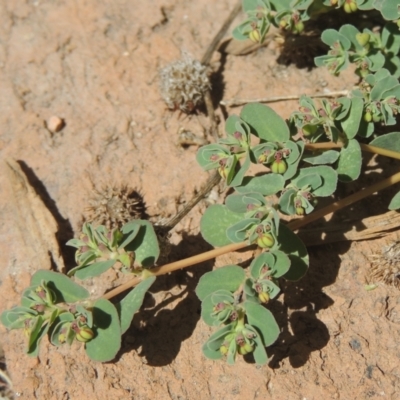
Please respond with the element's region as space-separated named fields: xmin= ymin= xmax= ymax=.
xmin=226 ymin=218 xmax=259 ymax=243
xmin=302 ymin=150 xmax=340 ymax=165
xmin=123 ymin=220 xmax=160 ymax=267
xmin=74 ymin=260 xmax=116 ymax=280
xmin=230 ymin=152 xmax=251 ymax=187
xmin=279 ymin=188 xmax=296 ymax=215
xmin=357 ymin=118 xmax=374 ymax=138
xmin=50 ymin=312 xmax=75 ymax=346
xmin=201 ymin=294 xmax=217 ymax=326
xmin=196 ymin=265 xmax=245 ymax=301
xmin=337 ymin=139 xmax=362 ymax=182
xmin=117 ymin=276 xmax=156 ymax=334
xmin=85 ymin=298 xmax=121 ymax=362
xmin=292 ymin=166 xmax=337 ymax=197
xmin=389 ymin=191 xmax=400 ymax=210
xmin=206 ymin=323 xmax=235 ymax=351
xmin=240 ymin=103 xmax=290 ymax=142
xmin=119 ymin=222 xmax=141 ymax=248
xmin=340 ymin=97 xmax=364 ymax=139
xmin=371 ymin=75 xmax=400 ymax=101
xmin=225 ymin=114 xmax=242 ymax=134
xmin=278 ymin=224 xmax=309 ymax=281
xmin=243 ymin=301 xmax=280 ymax=346
xmin=243 ymin=0 xmax=262 ymax=13
xmin=252 ymin=331 xmax=269 ymax=365
xmin=200 ymin=205 xmax=244 ymax=247
xmin=370 ymin=132 xmax=400 ymax=152
xmin=196 ymin=144 xmax=230 ymax=170
xmin=31 ymin=270 xmax=90 ymax=303
xmin=225 ymin=192 xmax=266 ymax=214
xmin=295 ymin=173 xmax=322 ymax=191
xmin=379 ymin=1 xmax=400 ymax=20
xmin=202 ymin=341 xmax=224 ymax=360
xmin=27 ymin=316 xmax=49 ymax=357
xmin=1 ymin=307 xmax=36 ymax=329
xmin=250 ymin=251 xmax=290 ymax=279
xmin=234 ymin=174 xmax=285 ymax=196
xmin=321 ymin=29 xmax=351 ymax=50
xmin=202 ymin=323 xmax=235 ymax=360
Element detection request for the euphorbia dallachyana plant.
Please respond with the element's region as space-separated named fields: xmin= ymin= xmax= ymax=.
xmin=2 ymin=0 xmax=400 ymax=366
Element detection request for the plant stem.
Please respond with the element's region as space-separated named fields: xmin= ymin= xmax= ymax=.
xmin=288 ymin=170 xmax=400 ymax=230
xmin=220 ymin=91 xmax=349 ymax=107
xmin=305 ymin=142 xmax=400 ymax=160
xmin=102 ymin=242 xmax=246 ymax=300
xmin=103 ymin=170 xmax=400 ymax=301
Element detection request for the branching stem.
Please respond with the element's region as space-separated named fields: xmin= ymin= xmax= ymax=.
xmin=103 ymin=165 xmax=400 ymax=301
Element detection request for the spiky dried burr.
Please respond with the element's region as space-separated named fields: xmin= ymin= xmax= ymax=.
xmin=368 ymin=241 xmax=400 ymax=289
xmin=85 ymin=185 xmax=146 ymax=229
xmin=159 ymin=52 xmax=210 ymax=113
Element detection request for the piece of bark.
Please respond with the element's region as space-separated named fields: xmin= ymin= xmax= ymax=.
xmin=297 ymin=210 xmax=400 ymax=246
xmin=6 ymin=159 xmax=65 ymax=273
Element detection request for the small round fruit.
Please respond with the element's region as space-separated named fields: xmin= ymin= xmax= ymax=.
xmin=256 ymin=233 xmax=275 ymax=249
xmin=271 ymin=159 xmax=287 ymax=174
xmin=249 ymin=29 xmax=261 ymax=43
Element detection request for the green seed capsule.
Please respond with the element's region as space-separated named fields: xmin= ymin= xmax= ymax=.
xmin=76 ymin=327 xmax=94 ymax=342
xmin=356 ymin=33 xmax=370 ymax=47
xmin=256 ymin=233 xmax=275 ymax=249
xmin=220 ymin=344 xmax=229 ymax=355
xmin=271 ymin=160 xmax=287 ymax=174
xmin=258 ymin=291 xmax=270 ymax=303
xmin=364 ymin=112 xmax=372 ymax=122
xmin=249 ymin=29 xmax=261 ymax=43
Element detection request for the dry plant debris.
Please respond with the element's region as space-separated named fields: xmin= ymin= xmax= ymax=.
xmin=85 ymin=185 xmax=146 ymax=229
xmin=159 ymin=51 xmax=210 ymax=113
xmin=368 ymin=241 xmax=400 ymax=289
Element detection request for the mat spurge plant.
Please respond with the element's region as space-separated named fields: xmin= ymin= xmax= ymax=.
xmin=2 ymin=0 xmax=400 ymax=366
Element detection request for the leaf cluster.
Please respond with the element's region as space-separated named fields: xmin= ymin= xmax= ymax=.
xmin=233 ymin=0 xmax=400 ymax=45
xmin=1 ymin=221 xmax=159 ymax=361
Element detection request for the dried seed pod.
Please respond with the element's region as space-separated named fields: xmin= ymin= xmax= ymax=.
xmin=367 ymin=241 xmax=400 ymax=289
xmin=85 ymin=185 xmax=147 ymax=230
xmin=159 ymin=51 xmax=210 ymax=113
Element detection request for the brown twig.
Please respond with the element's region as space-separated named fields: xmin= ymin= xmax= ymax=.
xmin=305 ymin=142 xmax=400 ymax=161
xmin=103 ymin=169 xmax=400 ymax=300
xmin=220 ymin=90 xmax=349 ymax=107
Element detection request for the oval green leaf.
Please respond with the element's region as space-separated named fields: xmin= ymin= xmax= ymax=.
xmin=85 ymin=298 xmax=121 ymax=362
xmin=74 ymin=260 xmax=116 ymax=280
xmin=337 ymin=139 xmax=361 ymax=182
xmin=278 ymin=224 xmax=309 ymax=281
xmin=117 ymin=276 xmax=156 ymax=334
xmin=124 ymin=220 xmax=160 ymax=267
xmin=243 ymin=301 xmax=280 ymax=346
xmin=240 ymin=103 xmax=290 ymax=142
xmin=196 ymin=265 xmax=245 ymax=301
xmin=31 ymin=270 xmax=90 ymax=303
xmin=200 ymin=205 xmax=244 ymax=247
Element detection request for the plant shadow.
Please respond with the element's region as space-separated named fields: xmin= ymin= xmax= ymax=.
xmin=116 ymin=232 xmax=214 ymax=366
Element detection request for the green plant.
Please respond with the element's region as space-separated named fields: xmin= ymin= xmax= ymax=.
xmin=2 ymin=0 xmax=400 ymax=366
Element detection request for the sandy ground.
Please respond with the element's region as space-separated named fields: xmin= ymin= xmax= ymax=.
xmin=1 ymin=1 xmax=400 ymax=399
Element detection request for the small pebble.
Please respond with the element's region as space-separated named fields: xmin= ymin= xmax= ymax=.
xmin=46 ymin=115 xmax=65 ymax=133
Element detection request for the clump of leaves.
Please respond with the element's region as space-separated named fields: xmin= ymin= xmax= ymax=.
xmin=159 ymin=51 xmax=210 ymax=113
xmin=315 ymin=23 xmax=400 ymax=77
xmin=1 ymin=221 xmax=159 ymax=362
xmin=233 ymin=0 xmax=400 ymax=45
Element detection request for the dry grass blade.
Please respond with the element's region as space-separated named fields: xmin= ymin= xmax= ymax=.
xmin=298 ymin=210 xmax=400 ymax=246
